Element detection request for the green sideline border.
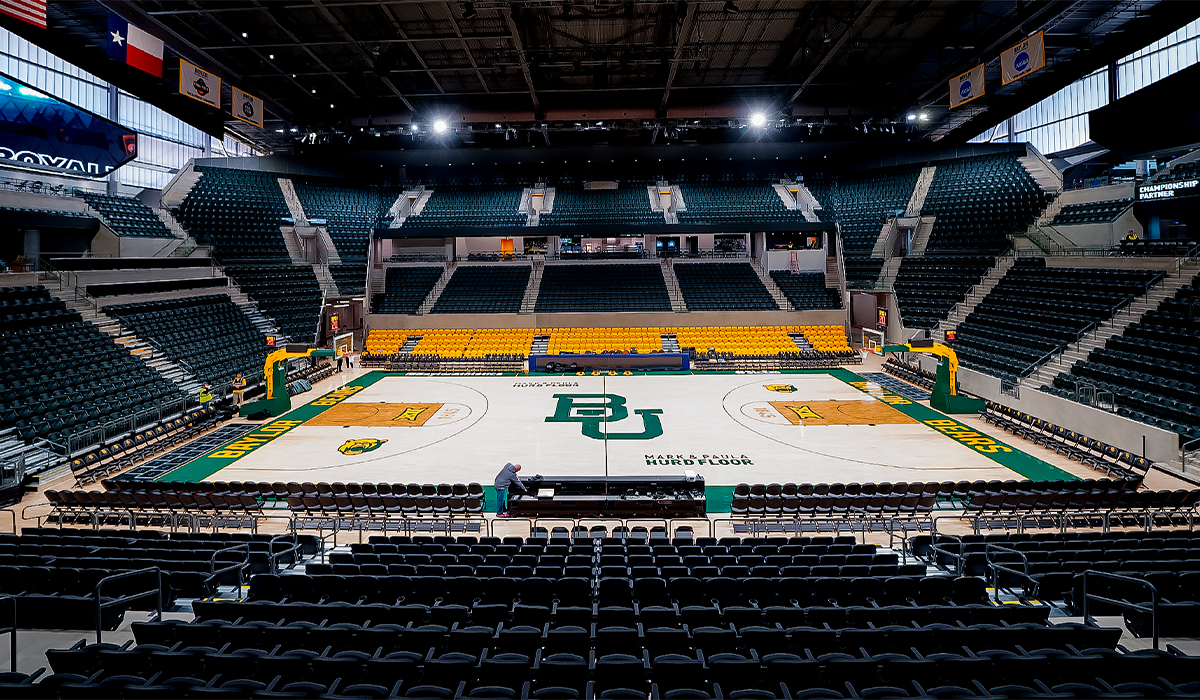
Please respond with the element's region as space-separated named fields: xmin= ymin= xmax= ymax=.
xmin=159 ymin=368 xmax=1074 ymax=505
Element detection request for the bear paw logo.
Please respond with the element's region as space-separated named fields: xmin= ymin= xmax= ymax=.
xmin=763 ymin=384 xmax=797 ymax=393
xmin=338 ymin=438 xmax=387 ymax=455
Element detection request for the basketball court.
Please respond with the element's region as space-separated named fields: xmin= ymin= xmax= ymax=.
xmin=153 ymin=368 xmax=1075 ymax=495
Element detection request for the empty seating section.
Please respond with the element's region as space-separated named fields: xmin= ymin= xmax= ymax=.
xmin=547 ymin=328 xmax=663 ymax=354
xmin=806 ymin=168 xmax=919 ymax=254
xmin=894 ymin=256 xmax=992 ymax=329
xmin=675 ymin=184 xmax=803 ymax=224
xmin=177 ymin=166 xmax=291 ymax=261
xmin=0 ymin=527 xmax=305 ymax=629
xmin=1046 ymin=272 xmax=1200 ymax=442
xmin=674 ymin=263 xmax=778 ymax=310
xmin=678 ymin=326 xmax=796 ymax=355
xmin=432 ymin=266 xmax=530 ymax=314
xmin=983 ymin=402 xmax=1154 ymax=480
xmin=842 ymin=256 xmax=884 ymax=289
xmin=951 ymin=259 xmax=1162 ymax=377
xmin=30 ymin=524 xmax=1200 ymax=699
xmin=293 ymin=180 xmax=398 ymax=262
xmin=363 ymin=325 xmax=851 ymax=360
xmin=1115 ymin=239 xmax=1199 ymax=256
xmin=79 ymin=193 xmax=171 ymax=238
xmin=372 ymin=266 xmax=442 ymax=314
xmin=102 ymin=295 xmax=266 ymax=386
xmin=768 ymin=271 xmax=840 ymax=310
xmin=927 ymin=531 xmax=1200 ymax=629
xmin=536 ymin=264 xmax=670 ymax=313
xmin=540 ymin=186 xmax=658 ymax=226
xmin=223 ymin=265 xmax=323 ymax=342
xmin=922 ymin=154 xmax=1048 ymax=254
xmin=1159 ymin=160 xmax=1199 ymax=182
xmin=0 ymin=286 xmax=184 ymax=446
xmin=404 ymin=186 xmax=525 ymax=228
xmin=329 ymin=263 xmax=367 ymax=295
xmin=1050 ymin=197 xmax=1133 ymax=225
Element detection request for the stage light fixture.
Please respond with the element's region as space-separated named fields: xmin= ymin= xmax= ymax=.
xmin=290 ymin=127 xmax=298 ymax=133
xmin=918 ymin=112 xmax=929 ymax=121
xmin=750 ymin=112 xmax=766 ymax=127
xmin=269 ymin=54 xmax=275 ymax=59
xmin=434 ymin=119 xmax=448 ymax=133
xmin=907 ymin=113 xmax=916 ymax=121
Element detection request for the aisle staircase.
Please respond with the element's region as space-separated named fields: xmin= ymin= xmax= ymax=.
xmin=933 ymin=250 xmax=1018 ymax=338
xmin=416 ymin=263 xmax=456 ymax=314
xmin=660 ymin=259 xmax=687 ymax=312
xmin=278 ymin=178 xmax=308 ymax=225
xmin=905 ymin=166 xmax=937 ymax=216
xmin=751 ymin=261 xmax=792 ymax=311
xmin=908 ymin=216 xmax=937 ymax=256
xmin=1025 ymin=258 xmax=1200 ymax=390
xmin=520 ymin=260 xmax=544 ymax=313
xmin=313 ymin=265 xmax=340 ymax=296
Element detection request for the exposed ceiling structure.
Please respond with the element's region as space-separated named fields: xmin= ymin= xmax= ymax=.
xmin=15 ymin=0 xmax=1200 ymax=155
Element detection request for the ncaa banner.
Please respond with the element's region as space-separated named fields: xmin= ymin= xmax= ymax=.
xmin=180 ymin=59 xmax=220 ymax=108
xmin=232 ymin=86 xmax=264 ymax=128
xmin=1001 ymin=31 xmax=1045 ymax=85
xmin=949 ymin=63 xmax=985 ymax=109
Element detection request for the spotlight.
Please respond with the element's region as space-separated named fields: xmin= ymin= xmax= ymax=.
xmin=460 ymin=1 xmax=477 ymax=19
xmin=311 ymin=89 xmax=316 ymax=93
xmin=750 ymin=112 xmax=766 ymax=127
xmin=330 ymin=103 xmax=335 ymax=108
xmin=723 ymin=1 xmax=739 ymax=14
xmin=275 ymin=128 xmax=284 ymax=133
xmin=269 ymin=54 xmax=275 ymax=59
xmin=289 ymin=127 xmax=298 ymax=133
xmin=241 ymin=32 xmax=248 ymax=38
xmin=434 ymin=119 xmax=448 ymax=134
xmin=918 ymin=112 xmax=929 ymax=121
xmin=907 ymin=113 xmax=916 ymax=121
xmin=411 ymin=124 xmax=419 ymax=133
xmin=495 ymin=123 xmax=502 ymax=128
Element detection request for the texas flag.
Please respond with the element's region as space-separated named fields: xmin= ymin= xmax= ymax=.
xmin=107 ymin=14 xmax=164 ymax=77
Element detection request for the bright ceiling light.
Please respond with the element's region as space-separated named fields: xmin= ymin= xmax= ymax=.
xmin=750 ymin=113 xmax=766 ymax=127
xmin=907 ymin=113 xmax=916 ymax=121
xmin=434 ymin=119 xmax=448 ymax=134
xmin=289 ymin=127 xmax=298 ymax=133
xmin=411 ymin=124 xmax=419 ymax=133
xmin=241 ymin=32 xmax=248 ymax=38
xmin=918 ymin=112 xmax=929 ymax=121
xmin=269 ymin=54 xmax=275 ymax=59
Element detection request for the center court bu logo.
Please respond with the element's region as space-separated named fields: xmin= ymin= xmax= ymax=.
xmin=546 ymin=393 xmax=663 ymax=440
xmin=1014 ymin=51 xmax=1030 ymax=73
xmin=763 ymin=384 xmax=797 ymax=393
xmin=959 ymin=80 xmax=972 ymax=99
xmin=338 ymin=438 xmax=387 ymax=455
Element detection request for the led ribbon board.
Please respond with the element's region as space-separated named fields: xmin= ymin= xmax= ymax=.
xmin=0 ymin=71 xmax=138 ymax=177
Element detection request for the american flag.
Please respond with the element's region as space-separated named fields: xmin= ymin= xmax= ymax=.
xmin=0 ymin=0 xmax=46 ymax=28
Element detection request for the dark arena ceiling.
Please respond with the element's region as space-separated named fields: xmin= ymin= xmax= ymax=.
xmin=17 ymin=0 xmax=1200 ymax=155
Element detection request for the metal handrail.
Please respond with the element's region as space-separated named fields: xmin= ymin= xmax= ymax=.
xmin=210 ymin=544 xmax=251 ymax=600
xmin=95 ymin=567 xmax=162 ymax=643
xmin=269 ymin=532 xmax=303 ymax=574
xmin=985 ymin=543 xmax=1034 ymax=604
xmin=926 ymin=533 xmax=964 ymax=575
xmin=1081 ymin=570 xmax=1160 ymax=650
xmin=0 ymin=595 xmax=15 ymax=673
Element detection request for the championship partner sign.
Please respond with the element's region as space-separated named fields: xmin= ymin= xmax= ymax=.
xmin=950 ymin=63 xmax=985 ymax=109
xmin=1001 ymin=31 xmax=1045 ymax=85
xmin=232 ymin=86 xmax=264 ymax=129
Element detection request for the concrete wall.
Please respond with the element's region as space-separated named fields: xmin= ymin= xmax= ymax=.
xmin=1058 ymin=182 xmax=1135 ymax=205
xmin=118 ymin=237 xmax=178 ymax=258
xmin=0 ymin=190 xmax=90 ymax=212
xmin=1050 ymin=208 xmax=1141 ymax=248
xmin=368 ymin=308 xmax=847 ymax=331
xmin=912 ymin=356 xmax=1181 ymax=464
xmin=90 ymin=226 xmax=120 ymax=258
xmin=765 ymin=249 xmax=825 ymax=272
xmin=1040 ymin=255 xmax=1175 ymax=271
xmin=70 ymin=267 xmax=219 ymax=286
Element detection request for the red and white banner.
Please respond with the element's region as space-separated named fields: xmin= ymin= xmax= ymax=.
xmin=107 ymin=15 xmax=164 ymax=77
xmin=1 ymin=0 xmax=46 ymax=28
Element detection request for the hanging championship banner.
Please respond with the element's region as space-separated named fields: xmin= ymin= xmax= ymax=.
xmin=232 ymin=86 xmax=264 ymax=128
xmin=949 ymin=63 xmax=985 ymax=109
xmin=179 ymin=59 xmax=220 ymax=108
xmin=1001 ymin=31 xmax=1046 ymax=85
